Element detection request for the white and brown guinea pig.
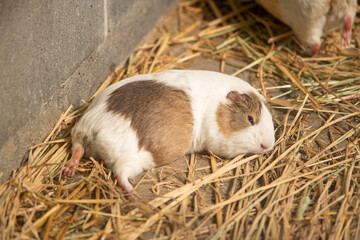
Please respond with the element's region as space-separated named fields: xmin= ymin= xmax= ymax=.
xmin=64 ymin=70 xmax=275 ymax=193
xmin=256 ymin=0 xmax=358 ymax=56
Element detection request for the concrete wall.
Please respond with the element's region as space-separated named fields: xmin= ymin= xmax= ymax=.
xmin=0 ymin=0 xmax=176 ymax=183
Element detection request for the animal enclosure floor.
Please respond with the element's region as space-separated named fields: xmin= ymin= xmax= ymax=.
xmin=1 ymin=1 xmax=360 ymax=239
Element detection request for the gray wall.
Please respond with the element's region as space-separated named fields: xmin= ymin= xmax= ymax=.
xmin=0 ymin=0 xmax=176 ymax=183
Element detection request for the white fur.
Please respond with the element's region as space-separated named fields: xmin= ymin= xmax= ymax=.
xmin=71 ymin=70 xmax=275 ymax=186
xmin=256 ymin=0 xmax=357 ymax=55
xmin=72 ymin=101 xmax=154 ymax=186
xmin=277 ymin=0 xmax=327 ymax=51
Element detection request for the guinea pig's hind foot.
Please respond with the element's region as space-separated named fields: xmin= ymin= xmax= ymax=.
xmin=116 ymin=174 xmax=136 ymax=199
xmin=64 ymin=145 xmax=84 ymax=177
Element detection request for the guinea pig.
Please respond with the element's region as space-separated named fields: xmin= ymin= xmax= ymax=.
xmin=64 ymin=70 xmax=275 ymax=193
xmin=255 ymin=0 xmax=357 ymax=56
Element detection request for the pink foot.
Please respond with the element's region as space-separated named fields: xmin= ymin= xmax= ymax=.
xmin=64 ymin=146 xmax=84 ymax=177
xmin=341 ymin=15 xmax=352 ymax=48
xmin=116 ymin=174 xmax=136 ymax=199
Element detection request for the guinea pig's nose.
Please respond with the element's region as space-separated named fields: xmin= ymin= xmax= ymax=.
xmin=260 ymin=143 xmax=267 ymax=150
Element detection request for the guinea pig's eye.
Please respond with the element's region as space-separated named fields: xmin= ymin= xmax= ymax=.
xmin=248 ymin=115 xmax=254 ymax=125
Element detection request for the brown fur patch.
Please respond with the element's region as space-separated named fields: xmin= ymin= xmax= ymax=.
xmin=106 ymin=80 xmax=194 ymax=166
xmin=216 ymin=92 xmax=263 ymax=138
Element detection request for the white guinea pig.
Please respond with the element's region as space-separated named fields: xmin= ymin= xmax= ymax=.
xmin=255 ymin=0 xmax=357 ymax=56
xmin=64 ymin=70 xmax=275 ymax=193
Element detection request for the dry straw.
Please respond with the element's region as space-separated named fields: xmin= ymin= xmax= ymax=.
xmin=1 ymin=0 xmax=360 ymax=239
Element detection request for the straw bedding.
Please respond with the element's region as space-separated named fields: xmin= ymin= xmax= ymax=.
xmin=1 ymin=0 xmax=360 ymax=239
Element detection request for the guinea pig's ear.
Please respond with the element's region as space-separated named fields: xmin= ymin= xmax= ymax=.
xmin=226 ymin=91 xmax=247 ymax=104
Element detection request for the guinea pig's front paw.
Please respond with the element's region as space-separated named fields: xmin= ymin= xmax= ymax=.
xmin=341 ymin=15 xmax=353 ymax=48
xmin=116 ymin=174 xmax=138 ymax=199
